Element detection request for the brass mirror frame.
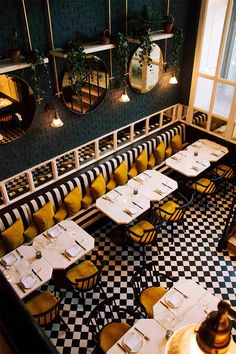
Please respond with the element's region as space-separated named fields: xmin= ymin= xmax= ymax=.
xmin=0 ymin=73 xmax=36 ymax=144
xmin=61 ymin=55 xmax=110 ymax=115
xmin=128 ymin=43 xmax=163 ymax=94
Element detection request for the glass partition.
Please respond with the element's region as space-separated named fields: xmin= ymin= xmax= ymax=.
xmin=78 ymin=142 xmax=95 ymax=165
xmin=5 ymin=173 xmax=30 ymax=200
xmin=117 ymin=126 xmax=131 ymax=147
xmin=149 ymin=114 xmax=160 ymax=132
xmin=32 ymin=163 xmax=53 ymax=188
xmin=99 ymin=134 xmax=114 ymax=156
xmin=56 ymin=152 xmax=75 ymax=176
xmin=134 ymin=120 xmax=146 ymax=139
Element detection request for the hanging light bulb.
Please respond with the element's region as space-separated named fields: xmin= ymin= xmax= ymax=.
xmin=119 ymin=88 xmax=130 ymax=103
xmin=51 ymin=111 xmax=64 ymax=128
xmin=169 ymin=73 xmax=178 ymax=84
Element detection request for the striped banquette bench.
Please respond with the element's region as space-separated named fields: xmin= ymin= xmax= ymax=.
xmin=0 ymin=122 xmax=186 ymax=255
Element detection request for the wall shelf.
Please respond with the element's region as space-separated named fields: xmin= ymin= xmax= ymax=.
xmin=0 ymin=57 xmax=49 ymax=74
xmin=126 ymin=30 xmax=174 ymax=44
xmin=49 ymin=42 xmax=115 ymax=59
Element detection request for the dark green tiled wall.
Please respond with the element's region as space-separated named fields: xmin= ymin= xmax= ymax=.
xmin=0 ymin=0 xmax=200 ymax=180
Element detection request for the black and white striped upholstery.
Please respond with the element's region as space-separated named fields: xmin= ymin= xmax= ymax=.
xmin=0 ymin=204 xmax=30 ymax=233
xmin=0 ymin=123 xmax=187 ymax=233
xmin=193 ymin=112 xmax=208 ymax=125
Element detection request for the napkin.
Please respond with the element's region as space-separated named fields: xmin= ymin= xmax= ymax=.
xmin=20 ymin=274 xmax=37 ymax=289
xmin=155 ymin=185 xmax=169 ymax=194
xmin=65 ymin=245 xmax=80 ymax=257
xmin=214 ymin=149 xmax=223 ymax=156
xmin=47 ymin=226 xmax=61 ymax=238
xmin=123 ymin=332 xmax=142 ymax=352
xmin=106 ymin=191 xmax=118 ymax=202
xmin=192 ymin=165 xmax=200 ymax=172
xmin=136 ymin=174 xmax=148 ymax=183
xmin=126 ymin=205 xmax=140 ymax=215
xmin=165 ymin=290 xmax=183 ymax=308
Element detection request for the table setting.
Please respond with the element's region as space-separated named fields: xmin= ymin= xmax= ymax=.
xmin=32 ymin=219 xmax=94 ymax=269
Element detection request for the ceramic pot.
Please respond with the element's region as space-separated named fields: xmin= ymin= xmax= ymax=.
xmin=8 ymin=49 xmax=20 ymax=62
xmin=99 ymin=29 xmax=111 ymax=44
xmin=163 ymin=23 xmax=173 ymax=34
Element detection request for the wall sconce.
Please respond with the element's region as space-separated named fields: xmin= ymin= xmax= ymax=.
xmin=169 ymin=73 xmax=178 ymax=84
xmin=164 ymin=301 xmax=236 ymax=354
xmin=119 ymin=88 xmax=130 ymax=103
xmin=51 ymin=110 xmax=64 ymax=128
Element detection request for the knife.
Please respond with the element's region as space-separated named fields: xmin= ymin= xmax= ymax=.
xmin=75 ymin=240 xmax=86 ymax=251
xmin=134 ymin=327 xmax=150 ymax=341
xmin=32 ymin=268 xmax=43 ymax=282
xmin=160 ymin=300 xmax=176 ymax=315
xmin=17 ymin=283 xmax=26 ymax=293
xmin=58 ymin=223 xmax=67 ymax=231
xmin=117 ymin=343 xmax=127 ymax=353
xmin=132 ymin=201 xmax=143 ymax=210
xmin=114 ymin=189 xmax=122 ymax=195
xmin=15 ymin=249 xmax=23 ymax=258
xmin=173 ymin=287 xmax=189 ymax=299
xmin=162 ymin=182 xmax=172 ymax=189
xmin=61 ymin=252 xmax=71 ymax=261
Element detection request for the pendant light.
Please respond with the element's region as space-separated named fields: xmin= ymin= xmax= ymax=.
xmin=51 ymin=110 xmax=64 ymax=128
xmin=119 ymin=88 xmax=130 ymax=103
xmin=169 ymin=73 xmax=178 ymax=84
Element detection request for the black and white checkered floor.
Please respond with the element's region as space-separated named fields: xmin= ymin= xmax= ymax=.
xmin=40 ymin=184 xmax=236 ymax=354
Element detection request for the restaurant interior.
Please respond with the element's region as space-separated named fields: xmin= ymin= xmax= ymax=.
xmin=0 ymin=1 xmax=236 ymax=353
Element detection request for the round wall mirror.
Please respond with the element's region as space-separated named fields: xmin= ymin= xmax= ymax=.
xmin=62 ymin=55 xmax=109 ymax=114
xmin=0 ymin=74 xmax=36 ymax=144
xmin=129 ymin=43 xmax=163 ymax=93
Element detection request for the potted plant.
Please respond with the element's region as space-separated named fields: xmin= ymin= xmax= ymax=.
xmin=26 ymin=49 xmax=49 ymax=101
xmin=162 ymin=14 xmax=174 ymax=33
xmin=8 ymin=28 xmax=20 ymax=62
xmin=114 ymin=32 xmax=129 ymax=89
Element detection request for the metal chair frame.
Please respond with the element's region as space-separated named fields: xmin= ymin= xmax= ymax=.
xmin=130 ymin=261 xmax=174 ymax=318
xmin=86 ymin=295 xmax=135 ymax=353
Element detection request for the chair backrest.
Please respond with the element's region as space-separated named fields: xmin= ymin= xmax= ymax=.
xmin=73 ymin=256 xmax=104 ymax=292
xmin=127 ymin=226 xmax=158 ymax=245
xmin=33 ymin=295 xmax=62 ymax=326
xmin=86 ymin=295 xmax=126 ymax=345
xmin=169 ymin=192 xmax=195 ymax=222
xmin=130 ymin=261 xmax=174 ymax=302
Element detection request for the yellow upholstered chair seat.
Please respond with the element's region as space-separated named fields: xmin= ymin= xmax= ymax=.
xmin=191 ymin=178 xmax=216 ymax=194
xmin=157 ymin=201 xmax=180 ymax=221
xmin=214 ymin=164 xmax=234 ymax=179
xmin=25 ymin=291 xmax=58 ymax=325
xmin=99 ymin=322 xmax=130 ymax=352
xmin=140 ymin=287 xmax=167 ymax=318
xmin=66 ymin=260 xmax=98 ymax=290
xmin=129 ymin=220 xmax=156 ymax=243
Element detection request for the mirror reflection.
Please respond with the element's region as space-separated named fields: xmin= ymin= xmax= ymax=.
xmin=0 ymin=74 xmax=36 ymax=144
xmin=129 ymin=43 xmax=163 ymax=93
xmin=62 ymin=55 xmax=109 ymax=114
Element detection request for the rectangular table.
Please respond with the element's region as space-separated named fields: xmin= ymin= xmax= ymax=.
xmin=0 ymin=245 xmax=53 ymax=299
xmin=32 ymin=219 xmax=94 ymax=270
xmin=107 ymin=279 xmax=222 ymax=354
xmin=165 ymin=139 xmax=228 ymax=177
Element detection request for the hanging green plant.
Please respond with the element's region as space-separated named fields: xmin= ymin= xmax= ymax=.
xmin=170 ymin=25 xmax=184 ymax=73
xmin=114 ymin=32 xmax=129 ymax=89
xmin=137 ymin=33 xmax=154 ymax=67
xmin=26 ymin=49 xmax=50 ymax=101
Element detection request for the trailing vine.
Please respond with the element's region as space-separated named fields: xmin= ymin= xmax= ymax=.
xmin=170 ymin=25 xmax=184 ymax=73
xmin=26 ymin=49 xmax=50 ymax=100
xmin=114 ymin=32 xmax=129 ymax=89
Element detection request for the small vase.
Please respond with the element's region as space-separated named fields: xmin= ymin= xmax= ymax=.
xmin=163 ymin=23 xmax=173 ymax=34
xmin=8 ymin=49 xmax=20 ymax=62
xmin=99 ymin=29 xmax=111 ymax=44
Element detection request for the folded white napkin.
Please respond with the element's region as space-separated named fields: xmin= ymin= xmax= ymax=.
xmin=192 ymin=165 xmax=200 ymax=172
xmin=126 ymin=205 xmax=140 ymax=215
xmin=156 ymin=185 xmax=169 ymax=194
xmin=214 ymin=149 xmax=223 ymax=156
xmin=47 ymin=226 xmax=61 ymax=238
xmin=137 ymin=174 xmax=148 ymax=182
xmin=20 ymin=274 xmax=37 ymax=289
xmin=106 ymin=191 xmax=118 ymax=201
xmin=123 ymin=332 xmax=142 ymax=352
xmin=65 ymin=245 xmax=80 ymax=257
xmin=165 ymin=290 xmax=183 ymax=308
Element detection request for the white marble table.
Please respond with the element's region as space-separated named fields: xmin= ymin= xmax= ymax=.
xmin=107 ymin=279 xmax=225 ymax=354
xmin=96 ymin=185 xmax=150 ymax=224
xmin=127 ymin=170 xmax=178 ymax=201
xmin=0 ymin=245 xmax=53 ymax=299
xmin=165 ymin=139 xmax=228 ymax=177
xmin=32 ymin=219 xmax=94 ymax=270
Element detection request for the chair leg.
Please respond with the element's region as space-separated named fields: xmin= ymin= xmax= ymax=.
xmin=58 ymin=315 xmax=70 ymax=331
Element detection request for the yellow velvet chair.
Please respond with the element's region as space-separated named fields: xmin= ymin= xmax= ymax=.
xmin=86 ymin=295 xmax=134 ymax=353
xmin=152 ymin=192 xmax=194 ymax=242
xmin=25 ymin=290 xmax=69 ymax=330
xmin=126 ymin=217 xmax=163 ymax=262
xmin=65 ymin=255 xmax=105 ymax=305
xmin=130 ymin=261 xmax=174 ymax=318
xmin=212 ymin=164 xmax=235 ymax=196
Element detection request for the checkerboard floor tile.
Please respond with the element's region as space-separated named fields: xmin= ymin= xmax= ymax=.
xmin=37 ymin=183 xmax=235 ymax=353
